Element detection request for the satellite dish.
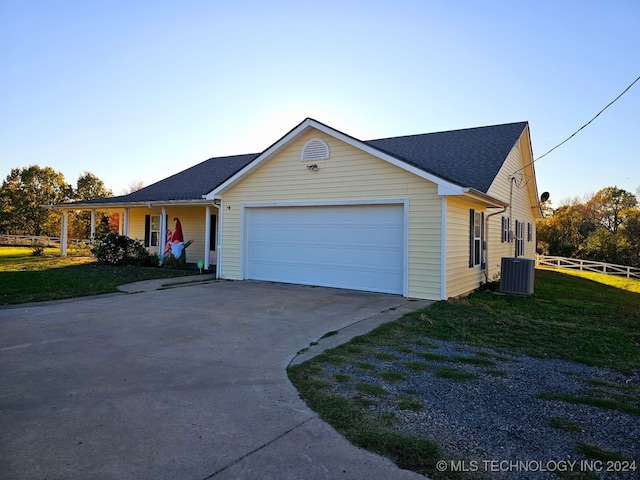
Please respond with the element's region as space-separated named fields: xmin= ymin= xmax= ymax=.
xmin=540 ymin=192 xmax=550 ymax=202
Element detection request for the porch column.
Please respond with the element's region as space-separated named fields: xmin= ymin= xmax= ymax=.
xmin=122 ymin=208 xmax=129 ymax=237
xmin=90 ymin=209 xmax=96 ymax=241
xmin=60 ymin=210 xmax=69 ymax=257
xmin=204 ymin=206 xmax=211 ymax=268
xmin=160 ymin=207 xmax=167 ymax=261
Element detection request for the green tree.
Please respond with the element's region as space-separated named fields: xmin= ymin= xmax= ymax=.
xmin=582 ymin=187 xmax=638 ymax=265
xmin=623 ymin=209 xmax=640 ymax=265
xmin=586 ymin=186 xmax=637 ymax=233
xmin=68 ymin=172 xmax=113 ymax=239
xmin=536 ymin=203 xmax=595 ymax=257
xmin=582 ymin=227 xmax=634 ymax=266
xmin=75 ymin=172 xmax=112 ymax=200
xmin=0 ymin=165 xmax=72 ymax=236
xmin=537 ymin=186 xmax=640 ymax=267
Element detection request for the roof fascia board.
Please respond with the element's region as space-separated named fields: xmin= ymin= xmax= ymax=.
xmin=519 ymin=125 xmax=543 ymax=219
xmin=47 ymin=199 xmax=215 ymax=210
xmin=208 ymin=118 xmax=315 ymax=198
xmin=458 ymin=188 xmax=509 ymax=208
xmin=436 ymin=184 xmax=507 ymax=208
xmin=209 ymin=118 xmax=466 ymax=197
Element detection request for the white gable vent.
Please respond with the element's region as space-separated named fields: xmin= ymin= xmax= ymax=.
xmin=301 ymin=138 xmax=329 ymax=161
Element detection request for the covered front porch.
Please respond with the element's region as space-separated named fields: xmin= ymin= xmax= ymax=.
xmin=54 ymin=200 xmax=221 ymax=270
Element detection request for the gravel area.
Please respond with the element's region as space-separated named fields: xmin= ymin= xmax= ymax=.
xmin=324 ymin=339 xmax=639 ymax=479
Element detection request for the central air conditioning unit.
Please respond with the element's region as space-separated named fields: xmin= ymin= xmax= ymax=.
xmin=500 ymin=257 xmax=535 ymax=295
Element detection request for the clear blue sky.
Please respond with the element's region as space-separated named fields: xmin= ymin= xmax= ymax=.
xmin=1 ymin=0 xmax=638 ymax=206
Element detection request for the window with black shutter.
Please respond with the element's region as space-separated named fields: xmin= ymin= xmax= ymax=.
xmin=469 ymin=209 xmax=483 ymax=267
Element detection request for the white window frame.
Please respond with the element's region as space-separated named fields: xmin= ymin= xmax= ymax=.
xmin=470 ymin=209 xmax=483 ymax=267
xmin=149 ymin=215 xmax=160 ymax=247
xmin=515 ymin=220 xmax=525 ymax=257
xmin=501 ymin=216 xmax=510 ymax=243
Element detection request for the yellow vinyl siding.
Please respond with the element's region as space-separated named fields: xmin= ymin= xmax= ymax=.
xmin=486 ymin=141 xmax=538 ymax=280
xmin=166 ymin=208 xmax=207 ymax=265
xmin=128 ymin=208 xmax=151 ymax=246
xmin=444 ymin=132 xmax=539 ymax=298
xmin=126 ymin=206 xmax=216 ymax=265
xmin=219 ymin=127 xmax=539 ymax=300
xmin=445 ymin=197 xmax=483 ymax=298
xmin=219 ymin=129 xmax=443 ymax=300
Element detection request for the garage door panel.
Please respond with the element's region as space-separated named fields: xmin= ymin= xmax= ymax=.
xmin=249 ymin=260 xmax=403 ymax=293
xmin=245 ymin=204 xmax=405 ymax=294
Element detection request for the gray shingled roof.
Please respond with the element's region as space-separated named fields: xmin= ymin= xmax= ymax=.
xmin=365 ymin=121 xmax=528 ymax=193
xmin=76 ymin=153 xmax=259 ymax=205
xmin=70 ymin=121 xmax=527 ymax=206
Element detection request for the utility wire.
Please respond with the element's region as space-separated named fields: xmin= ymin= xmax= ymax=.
xmin=514 ymin=75 xmax=640 ymax=175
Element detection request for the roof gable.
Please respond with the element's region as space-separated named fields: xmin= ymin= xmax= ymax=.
xmin=211 ymin=118 xmax=528 ymax=199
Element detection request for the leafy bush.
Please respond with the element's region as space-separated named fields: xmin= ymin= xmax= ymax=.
xmin=479 ymin=273 xmax=501 ymax=292
xmin=29 ymin=243 xmax=46 ymax=257
xmin=91 ymin=233 xmax=157 ymax=266
xmin=160 ymin=254 xmax=184 ymax=269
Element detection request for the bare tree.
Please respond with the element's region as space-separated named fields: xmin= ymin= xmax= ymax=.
xmin=121 ymin=180 xmax=144 ymax=195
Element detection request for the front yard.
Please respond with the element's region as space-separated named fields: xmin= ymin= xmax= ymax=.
xmin=0 ymin=246 xmax=198 ymax=305
xmin=288 ymin=270 xmax=640 ymax=479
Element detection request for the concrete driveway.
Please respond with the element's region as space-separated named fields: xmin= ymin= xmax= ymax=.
xmin=0 ymin=280 xmax=431 ymax=480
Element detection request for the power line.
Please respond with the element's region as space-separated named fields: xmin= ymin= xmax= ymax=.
xmin=514 ymin=75 xmax=640 ymax=174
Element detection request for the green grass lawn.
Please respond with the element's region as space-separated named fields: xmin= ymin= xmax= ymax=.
xmin=414 ymin=269 xmax=639 ymax=373
xmin=0 ymin=246 xmax=199 ymax=305
xmin=288 ymin=269 xmax=640 ymax=479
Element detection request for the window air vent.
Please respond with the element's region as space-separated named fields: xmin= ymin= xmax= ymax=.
xmin=301 ymin=138 xmax=329 ymax=161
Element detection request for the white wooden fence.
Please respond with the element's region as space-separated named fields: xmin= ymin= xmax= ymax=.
xmin=0 ymin=234 xmax=87 ymax=247
xmin=536 ymin=255 xmax=640 ymax=280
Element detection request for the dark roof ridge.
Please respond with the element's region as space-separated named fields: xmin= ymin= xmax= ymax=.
xmin=366 ymin=121 xmax=528 ymax=143
xmin=364 ymin=121 xmax=528 ymax=193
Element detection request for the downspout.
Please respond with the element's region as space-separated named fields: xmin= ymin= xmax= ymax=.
xmin=509 ymin=176 xmax=515 ymax=244
xmin=212 ymin=200 xmax=222 ymax=278
xmin=204 ymin=206 xmax=211 ymax=269
xmin=509 ymin=175 xmax=518 ymax=258
xmin=484 ymin=205 xmax=508 ymax=283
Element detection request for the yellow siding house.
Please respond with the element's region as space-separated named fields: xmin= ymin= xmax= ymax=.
xmin=53 ymin=118 xmax=543 ymax=301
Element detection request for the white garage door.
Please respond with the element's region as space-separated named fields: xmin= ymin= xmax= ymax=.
xmin=245 ymin=204 xmax=405 ymax=294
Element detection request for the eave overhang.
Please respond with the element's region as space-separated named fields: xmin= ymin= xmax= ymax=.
xmin=44 ymin=199 xmax=215 ymax=210
xmin=460 ymin=188 xmax=509 ymax=208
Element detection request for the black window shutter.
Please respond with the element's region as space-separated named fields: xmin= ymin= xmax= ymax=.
xmin=144 ymin=215 xmax=150 ymax=247
xmin=469 ymin=209 xmax=475 ymax=268
xmin=481 ymin=212 xmax=485 ymax=265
